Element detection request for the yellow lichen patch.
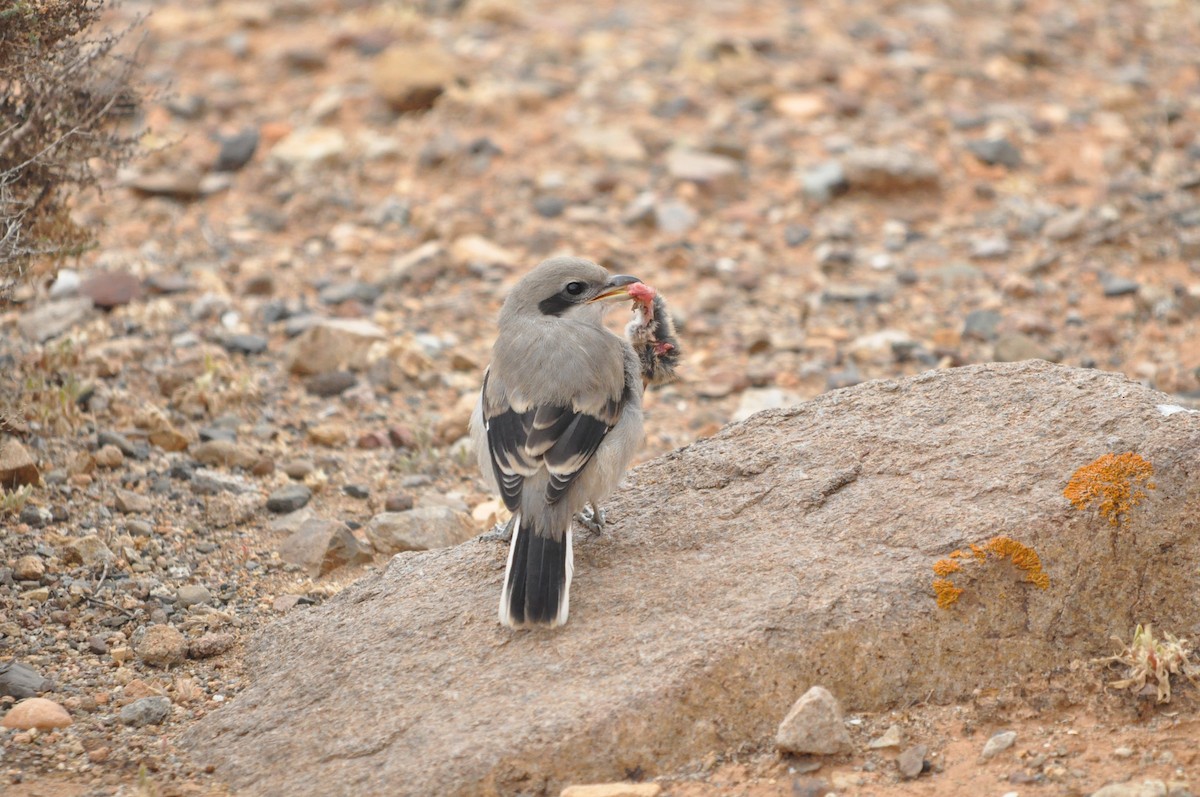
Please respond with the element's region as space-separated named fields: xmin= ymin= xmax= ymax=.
xmin=932 ymin=559 xmax=961 ymax=576
xmin=1064 ymin=452 xmax=1155 ymax=526
xmin=932 ymin=535 xmax=1050 ymax=609
xmin=985 ymin=535 xmax=1051 ymax=591
xmin=932 ymin=578 xmax=963 ymax=608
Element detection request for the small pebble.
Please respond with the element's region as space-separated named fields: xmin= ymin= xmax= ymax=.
xmin=267 ymin=484 xmax=313 ymax=513
xmin=897 ymin=744 xmax=927 ymax=779
xmin=981 ymin=730 xmax=1017 ymax=760
xmin=136 ymin=625 xmax=187 ymax=668
xmin=2 ymin=697 xmax=72 ymax=730
xmin=120 ymin=696 xmax=172 ymax=727
xmin=176 ymin=584 xmax=213 ymax=608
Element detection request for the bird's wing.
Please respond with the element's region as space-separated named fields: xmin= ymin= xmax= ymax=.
xmin=482 ymin=371 xmax=627 ymax=510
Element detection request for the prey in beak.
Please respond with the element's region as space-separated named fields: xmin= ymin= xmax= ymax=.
xmin=588 ymin=274 xmax=642 ymax=303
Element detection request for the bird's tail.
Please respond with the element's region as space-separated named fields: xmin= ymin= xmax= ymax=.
xmin=499 ymin=512 xmax=573 ymax=628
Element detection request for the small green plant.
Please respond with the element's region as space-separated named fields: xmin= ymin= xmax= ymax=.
xmin=135 ymin=764 xmax=161 ymax=797
xmin=0 ymin=484 xmax=33 ymax=515
xmin=1094 ymin=624 xmax=1198 ymax=704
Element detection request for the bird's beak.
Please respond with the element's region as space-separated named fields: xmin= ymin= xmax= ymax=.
xmin=588 ymin=274 xmax=642 ymax=303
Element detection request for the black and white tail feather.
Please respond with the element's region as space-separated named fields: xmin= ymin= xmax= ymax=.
xmin=500 ymin=512 xmax=574 ymax=627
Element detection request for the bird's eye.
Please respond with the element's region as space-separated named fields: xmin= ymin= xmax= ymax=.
xmin=565 ymin=281 xmax=586 ymax=296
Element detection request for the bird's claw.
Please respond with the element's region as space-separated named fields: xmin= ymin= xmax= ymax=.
xmin=478 ymin=516 xmax=515 ymax=543
xmin=575 ymin=504 xmax=607 ymax=536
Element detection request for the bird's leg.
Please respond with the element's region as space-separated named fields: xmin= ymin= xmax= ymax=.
xmin=477 ymin=515 xmax=515 ymax=543
xmin=575 ymin=503 xmax=607 ymax=536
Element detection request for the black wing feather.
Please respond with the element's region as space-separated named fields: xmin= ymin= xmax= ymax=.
xmin=543 ymin=413 xmax=611 ymax=504
xmin=482 ymin=373 xmax=623 ymax=511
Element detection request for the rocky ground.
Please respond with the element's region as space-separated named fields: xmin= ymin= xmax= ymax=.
xmin=1 ymin=0 xmax=1199 ymax=794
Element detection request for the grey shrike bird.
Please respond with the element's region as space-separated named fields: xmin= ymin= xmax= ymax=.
xmin=470 ymin=256 xmax=654 ymax=628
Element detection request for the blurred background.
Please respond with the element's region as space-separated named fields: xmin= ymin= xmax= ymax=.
xmin=16 ymin=0 xmax=1200 ymax=454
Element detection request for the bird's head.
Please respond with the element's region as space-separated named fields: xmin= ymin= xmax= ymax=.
xmin=502 ymin=257 xmax=642 ymax=323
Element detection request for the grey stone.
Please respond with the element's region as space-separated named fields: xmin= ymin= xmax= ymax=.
xmin=183 ymin=363 xmax=1200 ymax=796
xmin=868 ymin=724 xmax=902 ymax=749
xmin=574 ymin=127 xmax=646 ymax=162
xmin=305 ymin=371 xmax=357 ymax=397
xmin=115 ymin=489 xmax=153 ymax=514
xmin=213 ymin=127 xmax=259 ymax=172
xmin=364 ymin=507 xmax=477 ymax=553
xmin=971 ymin=235 xmax=1010 ymax=259
xmin=318 ymin=281 xmax=380 ymax=306
xmin=120 ymin=696 xmax=172 ymax=727
xmin=1102 ymin=274 xmax=1140 ymax=297
xmin=665 ymin=148 xmax=739 ymax=185
xmin=177 ymin=585 xmax=213 ymax=609
xmin=1091 ymin=782 xmax=1169 ymax=797
xmin=284 ymin=319 xmax=386 ymax=376
xmin=191 ymin=468 xmax=258 ymax=495
xmin=192 ymin=440 xmax=259 ymax=469
xmin=0 ymin=661 xmax=51 ymax=699
xmin=967 ymin=137 xmax=1022 ymax=169
xmin=654 ymin=200 xmax=698 ymax=236
xmin=1044 ymin=208 xmax=1087 ymax=241
xmin=98 ymin=430 xmax=142 ymax=458
xmin=282 ymin=460 xmax=316 ymax=480
xmin=269 ymin=507 xmax=315 ymax=535
xmin=784 ymin=225 xmax=811 ymax=247
xmin=897 ymin=744 xmax=927 ymax=779
xmin=199 ymin=426 xmax=238 ymax=443
xmin=128 ymin=171 xmax=203 ymax=200
xmin=775 ymin=686 xmax=852 ymax=755
xmin=533 ymin=196 xmax=566 ymax=218
xmin=822 ymin=282 xmax=894 ymax=303
xmin=980 ymin=729 xmax=1017 ymax=760
xmin=16 ymin=297 xmax=95 ymax=342
xmin=18 ymin=505 xmax=49 ymax=528
xmin=220 ymin=333 xmax=268 ymax=355
xmin=963 ymin=309 xmax=1002 ymax=341
xmin=801 ymin=160 xmax=848 ymax=202
xmin=278 ymin=519 xmax=373 ymax=577
xmin=842 ymin=147 xmax=940 ymax=192
xmin=621 ymin=192 xmax=658 ymax=227
xmin=267 ymin=484 xmax=312 ymax=514
xmin=126 ymin=519 xmax=153 ymax=536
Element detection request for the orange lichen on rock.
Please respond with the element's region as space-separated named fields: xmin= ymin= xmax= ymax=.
xmin=932 ymin=559 xmax=961 ymax=576
xmin=932 ymin=535 xmax=1050 ymax=609
xmin=1063 ymin=452 xmax=1155 ymax=526
xmin=932 ymin=578 xmax=964 ymax=608
xmin=985 ymin=535 xmax=1051 ymax=590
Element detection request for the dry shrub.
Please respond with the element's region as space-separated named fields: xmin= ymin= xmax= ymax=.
xmin=0 ymin=0 xmax=143 ymax=299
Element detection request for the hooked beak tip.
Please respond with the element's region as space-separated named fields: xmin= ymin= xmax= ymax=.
xmin=588 ymin=274 xmax=642 ymax=303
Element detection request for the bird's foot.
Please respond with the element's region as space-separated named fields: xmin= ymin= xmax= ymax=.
xmin=478 ymin=516 xmax=515 ymax=543
xmin=575 ymin=504 xmax=607 ymax=536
